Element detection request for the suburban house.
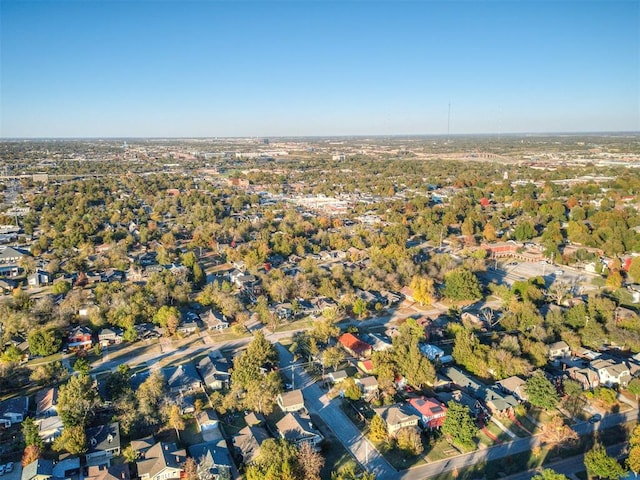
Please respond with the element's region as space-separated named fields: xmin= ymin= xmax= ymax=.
xmin=98 ymin=328 xmax=124 ymax=346
xmin=67 ymin=325 xmax=93 ymax=351
xmin=86 ymin=464 xmax=130 ymax=480
xmin=338 ymin=333 xmax=372 ymax=359
xmin=547 ymin=340 xmax=571 ymax=362
xmin=420 ymin=344 xmax=445 ymax=362
xmin=0 ymin=246 xmax=28 ymax=265
xmin=136 ymin=442 xmax=186 ymax=480
xmin=163 ymin=364 xmax=203 ymax=395
xmin=0 ymin=396 xmax=28 ymax=426
xmin=437 ymin=390 xmax=484 ymax=419
xmin=326 ymin=370 xmax=348 ymax=384
xmin=86 ymin=423 xmax=121 ymax=467
xmin=22 ymin=459 xmax=54 ymax=480
xmin=277 ymin=389 xmax=305 ymax=413
xmin=0 ymin=278 xmax=17 ymax=294
xmin=483 ymin=388 xmax=520 ymax=417
xmin=197 ymin=356 xmax=231 ymax=391
xmin=177 ymin=320 xmax=198 ymax=335
xmin=202 ymin=310 xmax=229 ymax=331
xmin=35 ymin=387 xmax=58 ymax=418
xmin=36 ymin=415 xmax=64 ymax=444
xmin=408 ymin=397 xmax=447 ymax=429
xmin=496 ymin=376 xmax=529 ymax=402
xmin=196 ymin=410 xmax=223 ymax=442
xmin=276 ymin=412 xmax=323 ymax=449
xmin=567 ymin=366 xmax=600 ymax=390
xmin=233 ymin=425 xmax=271 ymax=465
xmin=357 ymin=359 xmax=374 ymax=374
xmin=28 ymin=270 xmax=51 ymax=288
xmin=400 ymin=286 xmax=415 ymax=303
xmin=590 ymin=359 xmax=631 ymax=387
xmin=188 ymin=441 xmax=233 ymax=480
xmin=373 ymin=404 xmax=420 ymax=436
xmin=356 ymin=376 xmax=379 ymax=395
xmin=130 ymin=436 xmax=155 ymax=457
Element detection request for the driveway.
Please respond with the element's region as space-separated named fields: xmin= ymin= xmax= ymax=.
xmin=276 ymin=343 xmax=397 ymax=478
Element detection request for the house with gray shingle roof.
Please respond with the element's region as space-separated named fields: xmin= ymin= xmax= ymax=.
xmin=22 ymin=459 xmax=53 ymax=480
xmin=136 ymin=442 xmax=186 ymax=480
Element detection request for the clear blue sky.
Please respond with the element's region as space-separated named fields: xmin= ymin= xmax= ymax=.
xmin=1 ymin=1 xmax=638 ymax=137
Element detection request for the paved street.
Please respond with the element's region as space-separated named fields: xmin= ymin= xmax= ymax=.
xmin=276 ymin=343 xmax=397 ymax=479
xmin=83 ymin=320 xmax=636 ymax=480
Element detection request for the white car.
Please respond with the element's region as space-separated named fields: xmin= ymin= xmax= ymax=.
xmin=554 ymin=270 xmax=564 ymax=276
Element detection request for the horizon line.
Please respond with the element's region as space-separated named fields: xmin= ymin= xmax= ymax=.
xmin=2 ymin=130 xmax=639 ymax=141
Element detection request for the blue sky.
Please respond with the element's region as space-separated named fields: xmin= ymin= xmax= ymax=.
xmin=1 ymin=1 xmax=638 ymax=137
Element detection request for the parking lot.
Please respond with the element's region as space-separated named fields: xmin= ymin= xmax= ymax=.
xmin=483 ymin=260 xmax=601 ymax=293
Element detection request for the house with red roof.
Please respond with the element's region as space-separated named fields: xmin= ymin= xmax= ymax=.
xmin=409 ymin=397 xmax=447 ymax=429
xmin=338 ymin=333 xmax=372 ymax=359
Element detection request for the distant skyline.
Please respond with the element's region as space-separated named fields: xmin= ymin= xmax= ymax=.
xmin=1 ymin=1 xmax=638 ymax=138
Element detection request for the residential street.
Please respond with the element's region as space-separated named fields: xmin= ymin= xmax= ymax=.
xmin=275 ymin=343 xmax=398 ymax=479
xmin=86 ymin=327 xmax=637 ymax=480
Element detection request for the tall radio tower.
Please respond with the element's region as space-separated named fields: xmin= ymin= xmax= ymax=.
xmin=447 ymin=102 xmax=451 ymax=144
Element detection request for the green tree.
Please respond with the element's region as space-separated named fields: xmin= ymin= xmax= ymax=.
xmin=629 ymin=257 xmax=640 ymax=283
xmin=369 ymin=414 xmax=388 ymax=442
xmin=628 ymin=377 xmax=640 ymax=402
xmin=628 ymin=425 xmax=640 ymax=474
xmin=441 ymin=401 xmax=478 ymax=450
xmin=526 ymin=371 xmax=559 ymax=410
xmin=409 ymin=276 xmax=435 ymax=306
xmin=396 ymin=427 xmax=422 ymax=455
xmin=53 ymin=425 xmax=87 ymax=455
xmin=52 ymin=280 xmax=71 ymax=295
xmin=322 ymin=346 xmax=346 ymax=371
xmin=153 ymin=305 xmax=181 ymax=336
xmin=342 ymin=377 xmax=363 ymax=401
xmin=58 ymin=374 xmax=99 ymax=427
xmin=584 ymin=442 xmax=626 ymax=479
xmin=352 ymin=297 xmax=369 ymax=319
xmin=1 ymin=345 xmax=23 ymax=363
xmin=136 ymin=370 xmax=166 ymax=426
xmin=73 ymin=357 xmax=90 ymax=375
xmin=168 ymin=404 xmax=185 ymax=440
xmin=22 ymin=417 xmax=43 ymax=448
xmin=513 ymin=219 xmax=536 ymax=241
xmin=443 ymin=268 xmax=482 ymax=301
xmin=27 ymin=327 xmax=62 ymax=357
xmin=331 ymin=464 xmax=376 ymax=480
xmin=532 ymin=469 xmax=568 ymax=480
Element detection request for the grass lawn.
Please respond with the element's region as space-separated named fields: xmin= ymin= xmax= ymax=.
xmin=370 ymin=439 xmax=427 ymax=470
xmin=218 ymin=411 xmax=247 ymax=437
xmin=476 ymin=429 xmax=496 ymax=448
xmin=529 ymin=407 xmax=557 ymax=424
xmin=516 ymin=414 xmax=541 ymax=434
xmin=274 ymin=319 xmax=315 ymax=333
xmin=485 ymin=422 xmax=513 ymax=443
xmin=180 ymin=417 xmax=203 ymax=446
xmin=207 ymin=330 xmax=251 ymax=342
xmin=29 ymin=352 xmax=64 ymax=366
xmin=498 ymin=416 xmax=531 ymax=438
xmin=425 ymin=438 xmax=460 ymax=462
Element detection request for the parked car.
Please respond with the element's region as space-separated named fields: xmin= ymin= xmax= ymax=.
xmin=554 ymin=270 xmax=564 ymax=276
xmin=5 ymin=463 xmax=13 ymax=473
xmin=589 ymin=413 xmax=602 ymax=424
xmin=0 ymin=465 xmax=6 ymax=476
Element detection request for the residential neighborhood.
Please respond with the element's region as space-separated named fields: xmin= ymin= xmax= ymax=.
xmin=0 ymin=136 xmax=639 ymax=480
